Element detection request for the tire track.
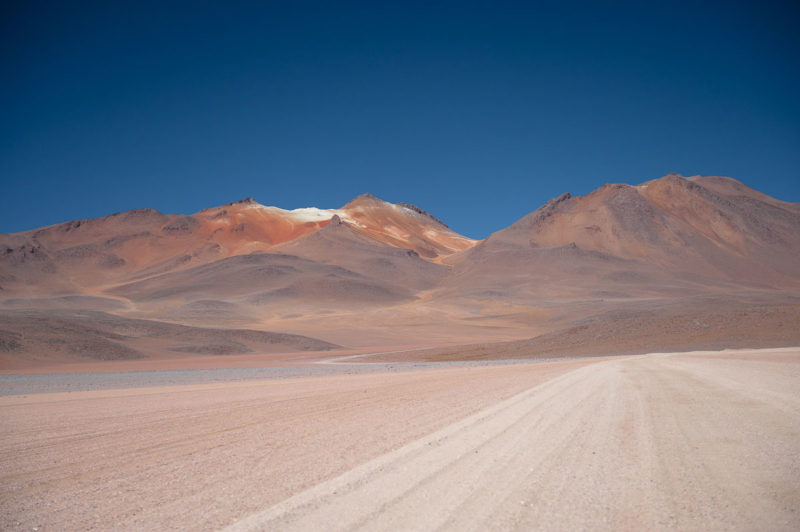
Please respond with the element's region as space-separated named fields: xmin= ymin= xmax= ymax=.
xmin=227 ymin=351 xmax=800 ymax=531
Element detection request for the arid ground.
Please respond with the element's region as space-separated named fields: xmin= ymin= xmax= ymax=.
xmin=2 ymin=174 xmax=799 ymax=529
xmin=1 ymin=347 xmax=798 ymax=531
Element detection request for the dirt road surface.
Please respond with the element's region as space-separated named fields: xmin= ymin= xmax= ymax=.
xmin=0 ymin=358 xmax=592 ymax=530
xmin=2 ymin=349 xmax=798 ymax=530
xmin=229 ymin=349 xmax=800 ymax=531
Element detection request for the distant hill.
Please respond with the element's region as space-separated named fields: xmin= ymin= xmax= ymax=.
xmin=2 ymin=174 xmax=799 ymax=366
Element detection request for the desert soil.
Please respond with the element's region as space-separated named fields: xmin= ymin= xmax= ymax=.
xmin=2 ymin=348 xmax=799 ymax=531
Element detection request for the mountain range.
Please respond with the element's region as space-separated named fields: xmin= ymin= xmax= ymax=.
xmin=2 ymin=173 xmax=799 ymax=368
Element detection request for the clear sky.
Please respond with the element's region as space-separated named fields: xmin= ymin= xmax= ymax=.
xmin=2 ymin=1 xmax=799 ymax=238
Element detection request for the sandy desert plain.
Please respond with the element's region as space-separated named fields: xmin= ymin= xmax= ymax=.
xmin=1 ymin=174 xmax=800 ymax=530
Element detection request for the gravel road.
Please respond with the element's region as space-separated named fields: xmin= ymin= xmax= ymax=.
xmin=2 ymin=348 xmax=797 ymax=530
xmin=229 ymin=349 xmax=800 ymax=531
xmin=0 ymin=357 xmax=593 ymax=530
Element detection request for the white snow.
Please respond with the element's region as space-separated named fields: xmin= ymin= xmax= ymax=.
xmin=250 ymin=204 xmax=334 ymax=222
xmin=288 ymin=207 xmax=337 ymax=222
xmin=247 ymin=203 xmax=366 ymax=227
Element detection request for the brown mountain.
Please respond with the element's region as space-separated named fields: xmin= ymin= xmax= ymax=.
xmin=0 ymin=193 xmax=477 ymax=364
xmin=424 ymin=174 xmax=800 ymax=358
xmin=336 ymin=193 xmax=475 ymax=261
xmin=0 ymin=199 xmax=330 ymax=298
xmin=442 ymin=174 xmax=800 ymax=302
xmin=0 ymin=194 xmax=474 ymax=299
xmin=1 ymin=175 xmax=799 ymax=366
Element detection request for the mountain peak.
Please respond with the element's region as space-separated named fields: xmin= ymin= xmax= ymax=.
xmin=228 ymin=197 xmax=259 ymax=206
xmin=342 ymin=193 xmax=386 ymax=209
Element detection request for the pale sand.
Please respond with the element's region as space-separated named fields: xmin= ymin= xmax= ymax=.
xmin=2 ymin=349 xmax=799 ymax=530
xmin=230 ymin=348 xmax=800 ymax=531
xmin=0 ymin=358 xmax=591 ymax=530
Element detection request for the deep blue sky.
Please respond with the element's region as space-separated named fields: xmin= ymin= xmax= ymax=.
xmin=2 ymin=1 xmax=799 ymax=238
